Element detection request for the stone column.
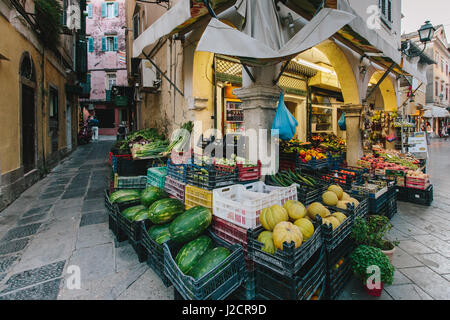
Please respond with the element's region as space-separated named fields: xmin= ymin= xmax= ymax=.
xmin=234 ymin=84 xmax=281 ymax=175
xmin=341 ymin=105 xmax=363 ymax=166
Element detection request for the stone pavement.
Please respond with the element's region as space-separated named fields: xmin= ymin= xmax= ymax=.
xmin=338 ymin=139 xmax=450 ymax=300
xmin=0 ymin=140 xmax=449 ymax=300
xmin=0 ymin=141 xmax=173 ymax=300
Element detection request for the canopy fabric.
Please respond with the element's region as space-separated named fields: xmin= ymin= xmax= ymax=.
xmin=235 ymin=0 xmax=286 ymax=51
xmin=423 ymin=105 xmax=450 ymax=118
xmin=195 ymin=8 xmax=355 ymax=67
xmin=133 ymin=0 xmax=236 ymax=58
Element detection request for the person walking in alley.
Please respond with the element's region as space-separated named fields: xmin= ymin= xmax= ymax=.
xmin=88 ymin=115 xmax=99 ymax=142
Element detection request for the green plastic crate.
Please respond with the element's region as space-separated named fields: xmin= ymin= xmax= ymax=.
xmin=147 ymin=166 xmax=167 ymax=189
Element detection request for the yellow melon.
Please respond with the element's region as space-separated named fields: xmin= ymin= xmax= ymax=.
xmin=294 ymin=218 xmax=315 ymax=241
xmin=341 ymin=192 xmax=351 ymax=201
xmin=328 ymin=185 xmax=344 ymax=200
xmin=332 ymin=212 xmax=347 ymax=224
xmin=283 ymin=200 xmax=307 ymax=220
xmin=336 ymin=200 xmax=351 ymax=210
xmin=307 ymin=202 xmax=328 ymax=220
xmin=322 ymin=216 xmax=341 ymax=230
xmin=273 ymin=221 xmax=303 ymax=250
xmin=260 ymin=205 xmax=289 ymax=231
xmin=322 ymin=191 xmax=339 ymax=206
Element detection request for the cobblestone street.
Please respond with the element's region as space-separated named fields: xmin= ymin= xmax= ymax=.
xmin=0 ymin=140 xmax=449 ymax=300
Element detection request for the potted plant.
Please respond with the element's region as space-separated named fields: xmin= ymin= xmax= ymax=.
xmin=351 ymin=215 xmax=399 ymax=263
xmin=350 ymin=245 xmax=395 ymax=297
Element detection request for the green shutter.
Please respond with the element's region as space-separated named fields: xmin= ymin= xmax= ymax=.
xmin=88 ymin=38 xmax=94 ymax=52
xmin=102 ymin=37 xmax=107 ymax=51
xmin=101 ymin=2 xmax=107 ymax=17
xmin=88 ymin=4 xmax=92 ymax=18
xmin=113 ymin=36 xmax=118 ymax=51
xmin=114 ymin=2 xmax=119 ymax=17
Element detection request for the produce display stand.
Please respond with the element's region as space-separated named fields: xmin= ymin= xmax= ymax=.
xmin=163 ymin=230 xmax=246 ymax=300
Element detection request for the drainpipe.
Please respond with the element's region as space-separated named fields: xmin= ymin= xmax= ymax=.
xmin=40 ymin=46 xmax=47 ymax=174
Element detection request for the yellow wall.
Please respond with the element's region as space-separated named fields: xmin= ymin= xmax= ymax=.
xmin=369 ymin=71 xmax=398 ymax=112
xmin=0 ymin=15 xmax=41 ymax=175
xmin=0 ymin=14 xmax=70 ymax=175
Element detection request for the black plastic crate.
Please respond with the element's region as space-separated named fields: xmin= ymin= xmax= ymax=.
xmin=254 ymin=248 xmax=327 ymax=300
xmin=325 ymin=238 xmax=356 ymax=300
xmin=226 ymin=270 xmax=256 ymax=301
xmin=140 ymin=221 xmax=172 ymax=287
xmin=321 ymin=206 xmax=355 ymax=252
xmin=247 ymin=223 xmax=323 ymax=277
xmin=166 ymin=159 xmax=189 ymax=183
xmin=163 ymin=229 xmax=246 ymax=300
xmin=265 ymin=174 xmax=328 ymax=206
xmin=186 ymin=163 xmax=237 ymax=190
xmin=405 ymin=184 xmax=433 ymax=206
xmin=117 ymin=157 xmax=167 ymax=176
xmin=116 ymin=207 xmax=149 ymax=242
xmin=129 ymin=238 xmax=148 ymax=263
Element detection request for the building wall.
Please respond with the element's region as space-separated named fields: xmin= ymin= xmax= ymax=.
xmin=86 ymin=0 xmax=127 ymax=135
xmin=0 ymin=0 xmax=81 ymax=211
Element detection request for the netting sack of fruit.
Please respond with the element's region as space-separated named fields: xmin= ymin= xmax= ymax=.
xmin=272 ymin=92 xmax=298 ymax=141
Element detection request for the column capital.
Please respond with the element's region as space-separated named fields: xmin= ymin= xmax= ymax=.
xmin=341 ymin=104 xmax=364 ymax=116
xmin=234 ymin=85 xmax=281 ymax=111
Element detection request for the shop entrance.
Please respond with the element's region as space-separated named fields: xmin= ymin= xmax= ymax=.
xmin=21 ymin=84 xmax=36 ymax=173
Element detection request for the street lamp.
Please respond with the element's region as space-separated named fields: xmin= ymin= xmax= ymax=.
xmin=401 ymin=21 xmax=436 ymax=58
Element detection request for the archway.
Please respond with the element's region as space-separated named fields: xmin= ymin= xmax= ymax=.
xmin=367 ymin=71 xmax=398 ymax=112
xmin=19 ymin=52 xmax=37 ymax=173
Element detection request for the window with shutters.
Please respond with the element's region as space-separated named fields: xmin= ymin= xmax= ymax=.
xmin=378 ymin=0 xmax=393 ymax=28
xmin=103 ymin=36 xmax=117 ymax=51
xmin=102 ymin=2 xmax=118 ymax=19
xmin=49 ymin=87 xmax=59 ymax=121
xmin=106 ymin=73 xmax=116 ymax=90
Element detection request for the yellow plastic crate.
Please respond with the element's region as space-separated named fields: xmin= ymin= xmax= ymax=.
xmin=184 ymin=184 xmax=213 ymax=210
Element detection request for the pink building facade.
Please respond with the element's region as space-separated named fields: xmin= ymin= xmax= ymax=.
xmin=83 ymin=0 xmax=128 ymax=136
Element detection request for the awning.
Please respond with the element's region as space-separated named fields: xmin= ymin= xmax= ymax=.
xmin=195 ymin=8 xmax=355 ymax=66
xmin=133 ymin=0 xmax=236 ymax=58
xmin=423 ymin=105 xmax=450 ymax=118
xmin=283 ymin=0 xmax=428 ymax=84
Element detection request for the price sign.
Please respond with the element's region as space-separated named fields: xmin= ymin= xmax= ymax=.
xmin=408 ymin=132 xmax=428 ymax=157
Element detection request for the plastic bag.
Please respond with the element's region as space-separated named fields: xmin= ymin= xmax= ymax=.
xmin=271 ymin=92 xmax=298 ymax=141
xmin=338 ymin=112 xmax=346 ymax=130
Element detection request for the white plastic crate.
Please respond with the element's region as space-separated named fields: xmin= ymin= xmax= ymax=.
xmin=212 ymin=182 xmax=297 ymax=229
xmin=243 ymin=181 xmax=298 ymax=205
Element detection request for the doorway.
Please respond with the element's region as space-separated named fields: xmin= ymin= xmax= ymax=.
xmin=22 ymin=84 xmax=36 ymax=173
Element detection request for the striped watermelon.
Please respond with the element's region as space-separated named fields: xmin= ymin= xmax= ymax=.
xmin=109 ymin=189 xmax=141 ymax=203
xmin=169 ymin=206 xmax=212 ymax=243
xmin=148 ymin=224 xmax=171 ymax=244
xmin=189 ymin=247 xmax=231 ymax=280
xmin=140 ymin=186 xmax=168 ymax=207
xmin=122 ymin=205 xmax=146 ymax=220
xmin=175 ymin=235 xmax=214 ymax=275
xmin=148 ymin=198 xmax=185 ymax=224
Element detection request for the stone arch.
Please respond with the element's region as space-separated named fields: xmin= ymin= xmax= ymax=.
xmin=314 ymin=40 xmax=361 ymax=105
xmin=367 ymin=71 xmax=398 ymax=112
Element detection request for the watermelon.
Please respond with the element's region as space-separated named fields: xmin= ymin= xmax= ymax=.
xmin=122 ymin=205 xmax=146 ymax=220
xmin=110 ymin=189 xmax=141 ymax=203
xmin=148 ymin=224 xmax=171 ymax=244
xmin=175 ymin=235 xmax=214 ymax=275
xmin=133 ymin=208 xmax=151 ymax=222
xmin=115 ymin=194 xmax=141 ymax=204
xmin=189 ymin=247 xmax=231 ymax=280
xmin=141 ymin=186 xmax=168 ymax=207
xmin=169 ymin=206 xmax=212 ymax=243
xmin=148 ymin=198 xmax=185 ymax=225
